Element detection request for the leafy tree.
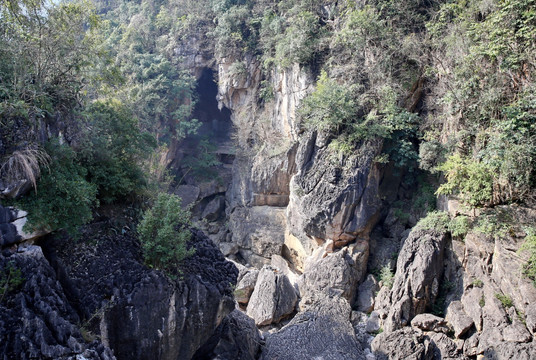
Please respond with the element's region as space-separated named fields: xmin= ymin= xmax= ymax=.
xmin=137 ymin=193 xmax=194 ymax=278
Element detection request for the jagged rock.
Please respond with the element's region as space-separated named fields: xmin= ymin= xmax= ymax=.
xmin=300 ymin=241 xmax=368 ymax=305
xmin=0 ymin=206 xmax=48 ymax=246
xmin=246 ymin=266 xmax=297 ymax=326
xmin=366 ymin=311 xmax=381 ymax=333
xmin=261 ymin=294 xmax=364 ymax=360
xmin=174 ymin=184 xmax=200 ymax=208
xmin=482 ymin=342 xmax=536 ymax=359
xmin=356 ymin=274 xmax=380 ymax=313
xmin=287 ymin=133 xmax=383 ymax=253
xmin=202 ymin=195 xmax=226 ymax=221
xmin=445 ymin=301 xmax=474 ymax=338
xmin=371 ymin=327 xmax=434 ymax=360
xmin=381 ymin=228 xmax=448 ymax=332
xmin=44 ymin=226 xmax=237 ymax=360
xmin=461 ymin=286 xmax=484 ymax=331
xmin=410 ymin=313 xmax=449 ymax=333
xmin=428 ymin=332 xmax=463 ymax=359
xmin=229 ymin=206 xmax=286 ymax=266
xmin=235 ymin=269 xmax=259 ymax=305
xmin=0 ymin=245 xmax=115 ymax=359
xmin=271 ymin=254 xmax=299 ymax=288
xmin=525 ymin=303 xmax=536 ymax=335
xmin=192 ymin=309 xmax=261 ymax=360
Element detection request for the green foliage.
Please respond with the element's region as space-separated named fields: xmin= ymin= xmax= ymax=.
xmin=137 ymin=193 xmax=194 ymax=278
xmin=299 ymin=70 xmax=356 ymax=133
xmin=519 ymin=227 xmax=536 ymax=286
xmin=479 ymin=294 xmax=486 ymax=308
xmin=495 ymin=293 xmax=514 ymax=308
xmin=0 ymin=262 xmax=24 ymax=303
xmin=436 ymin=154 xmax=494 ymax=207
xmin=379 ymin=265 xmax=394 ymax=289
xmin=471 ymin=279 xmax=484 ymax=288
xmin=78 ymin=99 xmax=156 ymax=203
xmin=416 ymin=210 xmax=449 ymax=232
xmin=182 ymin=139 xmax=222 ymax=181
xmin=17 ymin=141 xmax=98 ymax=235
xmin=419 ymin=141 xmax=445 ymax=173
xmin=449 ymin=215 xmax=470 ymax=238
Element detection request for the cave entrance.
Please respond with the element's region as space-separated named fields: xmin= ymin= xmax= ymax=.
xmin=186 ymin=68 xmax=233 ymax=151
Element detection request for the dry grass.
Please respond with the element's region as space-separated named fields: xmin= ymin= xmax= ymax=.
xmin=0 ymin=147 xmax=50 ymax=191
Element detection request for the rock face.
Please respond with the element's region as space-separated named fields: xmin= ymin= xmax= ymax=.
xmin=261 ymin=294 xmax=364 ymax=360
xmin=41 ymin=224 xmax=238 ymax=360
xmin=371 ymin=327 xmax=434 ymax=360
xmin=0 ymin=245 xmax=115 ymax=360
xmin=0 ymin=205 xmax=48 ymax=246
xmin=380 ymin=227 xmax=448 ymax=332
xmin=192 ymin=309 xmax=261 ymax=360
xmin=287 ymin=134 xmax=383 ymax=253
xmin=246 ymin=265 xmax=297 ymax=326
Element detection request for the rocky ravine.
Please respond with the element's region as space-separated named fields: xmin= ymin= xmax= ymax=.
xmin=0 ymin=211 xmax=249 ymax=360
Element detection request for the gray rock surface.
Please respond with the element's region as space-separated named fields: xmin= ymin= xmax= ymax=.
xmin=287 ymin=132 xmax=383 ymax=253
xmin=300 ymin=241 xmax=368 ymax=305
xmin=260 ymin=294 xmax=364 ymax=360
xmin=381 ymin=227 xmax=448 ymax=332
xmin=410 ymin=313 xmax=449 ymax=333
xmin=428 ymin=332 xmax=463 ymax=359
xmin=445 ymin=301 xmax=474 ymax=338
xmin=371 ymin=327 xmax=434 ymax=360
xmin=235 ymin=269 xmax=259 ymax=305
xmin=356 ymin=274 xmax=380 ymax=313
xmin=246 ymin=266 xmax=297 ymax=326
xmin=0 ymin=245 xmax=115 ymax=360
xmin=192 ymin=309 xmax=261 ymax=360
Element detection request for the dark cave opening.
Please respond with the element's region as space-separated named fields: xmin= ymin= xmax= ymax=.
xmin=188 ymin=68 xmax=232 ymax=146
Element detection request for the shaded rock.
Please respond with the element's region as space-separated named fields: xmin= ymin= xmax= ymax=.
xmin=287 ymin=133 xmax=383 ymax=253
xmin=300 ymin=241 xmax=368 ymax=305
xmin=271 ymin=254 xmax=299 ymax=288
xmin=482 ymin=342 xmax=536 ymax=360
xmin=445 ymin=301 xmax=474 ymax=338
xmin=44 ymin=226 xmax=238 ymax=360
xmin=261 ymin=294 xmax=364 ymax=360
xmin=0 ymin=245 xmax=115 ymax=360
xmin=235 ymin=269 xmax=258 ymax=305
xmin=0 ymin=206 xmax=48 ymax=247
xmin=410 ymin=313 xmax=449 ymax=333
xmin=202 ymin=195 xmax=225 ymax=222
xmin=174 ymin=184 xmax=200 ymax=208
xmin=428 ymin=332 xmax=463 ymax=359
xmin=461 ymin=286 xmax=483 ymax=331
xmin=382 ymin=227 xmax=448 ymax=332
xmin=192 ymin=309 xmax=261 ymax=360
xmin=356 ymin=274 xmax=380 ymax=313
xmin=246 ymin=266 xmax=297 ymax=326
xmin=371 ymin=327 xmax=434 ymax=360
xmin=366 ymin=311 xmax=381 ymax=334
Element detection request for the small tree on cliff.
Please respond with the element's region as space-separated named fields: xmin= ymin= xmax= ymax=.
xmin=138 ymin=193 xmax=194 ymax=278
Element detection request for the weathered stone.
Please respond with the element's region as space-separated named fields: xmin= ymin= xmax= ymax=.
xmin=410 ymin=313 xmax=449 ymax=333
xmin=371 ymin=327 xmax=434 ymax=360
xmin=174 ymin=184 xmax=200 ymax=207
xmin=525 ymin=303 xmax=536 ymax=335
xmin=260 ymin=294 xmax=364 ymax=360
xmin=482 ymin=342 xmax=536 ymax=360
xmin=192 ymin=309 xmax=261 ymax=360
xmin=287 ymin=132 xmax=383 ymax=253
xmin=366 ymin=311 xmax=381 ymax=333
xmin=246 ymin=266 xmax=297 ymax=326
xmin=235 ymin=269 xmax=259 ymax=305
xmin=356 ymin=274 xmax=380 ymax=313
xmin=0 ymin=206 xmax=49 ymax=247
xmin=271 ymin=254 xmax=299 ymax=288
xmin=300 ymin=241 xmax=368 ymax=305
xmin=202 ymin=195 xmax=226 ymax=222
xmin=461 ymin=286 xmax=484 ymax=331
xmin=445 ymin=301 xmax=474 ymax=338
xmin=42 ymin=226 xmax=238 ymax=360
xmin=0 ymin=245 xmax=115 ymax=360
xmin=428 ymin=332 xmax=463 ymax=359
xmin=381 ymin=227 xmax=448 ymax=332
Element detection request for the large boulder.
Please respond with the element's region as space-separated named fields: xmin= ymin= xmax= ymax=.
xmin=260 ymin=294 xmax=364 ymax=360
xmin=299 ymin=241 xmax=368 ymax=305
xmin=246 ymin=265 xmax=297 ymax=326
xmin=192 ymin=309 xmax=261 ymax=360
xmin=371 ymin=327 xmax=435 ymax=360
xmin=381 ymin=227 xmax=448 ymax=332
xmin=44 ymin=225 xmax=238 ymax=360
xmin=287 ymin=132 xmax=383 ymax=253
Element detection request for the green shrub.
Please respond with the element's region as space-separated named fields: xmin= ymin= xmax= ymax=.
xmin=416 ymin=210 xmax=449 ymax=233
xmin=519 ymin=227 xmax=536 ymax=286
xmin=419 ymin=141 xmax=445 ymax=173
xmin=495 ymin=293 xmax=514 ymax=308
xmin=449 ymin=215 xmax=470 ymax=238
xmin=18 ymin=141 xmax=98 ymax=235
xmin=379 ymin=265 xmax=395 ymax=289
xmin=0 ymin=262 xmax=24 ymax=303
xmin=436 ymin=154 xmax=493 ymax=207
xmin=137 ymin=193 xmax=194 ymax=278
